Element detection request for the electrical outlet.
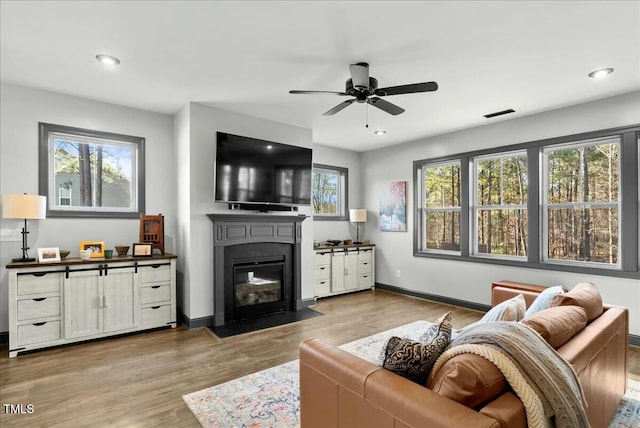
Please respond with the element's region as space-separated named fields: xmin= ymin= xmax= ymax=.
xmin=395 ymin=270 xmax=401 ymax=278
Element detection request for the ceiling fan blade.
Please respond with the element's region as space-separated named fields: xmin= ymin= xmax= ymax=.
xmin=323 ymin=99 xmax=356 ymax=116
xmin=367 ymin=97 xmax=405 ymax=115
xmin=289 ymin=90 xmax=348 ymax=96
xmin=349 ymin=62 xmax=370 ymax=90
xmin=375 ymin=81 xmax=438 ymax=96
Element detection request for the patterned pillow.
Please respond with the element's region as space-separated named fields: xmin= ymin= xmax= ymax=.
xmin=420 ymin=311 xmax=453 ymax=343
xmin=525 ymin=285 xmax=564 ymax=317
xmin=382 ymin=312 xmax=452 ymax=384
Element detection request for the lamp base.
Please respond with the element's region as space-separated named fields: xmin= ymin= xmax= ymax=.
xmin=12 ymin=257 xmax=35 ymax=263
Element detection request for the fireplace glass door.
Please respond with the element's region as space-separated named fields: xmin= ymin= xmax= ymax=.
xmin=233 ymin=260 xmax=285 ymax=320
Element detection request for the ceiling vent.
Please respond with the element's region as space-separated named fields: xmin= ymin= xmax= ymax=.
xmin=484 ymin=108 xmax=515 ymax=119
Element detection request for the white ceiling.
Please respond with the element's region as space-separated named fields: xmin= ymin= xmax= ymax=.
xmin=1 ymin=1 xmax=639 ymax=151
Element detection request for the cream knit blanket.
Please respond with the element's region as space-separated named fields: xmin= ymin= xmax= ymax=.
xmin=430 ymin=322 xmax=589 ymax=428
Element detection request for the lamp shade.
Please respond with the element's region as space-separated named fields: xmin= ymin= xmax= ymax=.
xmin=349 ymin=208 xmax=367 ymax=223
xmin=2 ymin=194 xmax=46 ymax=219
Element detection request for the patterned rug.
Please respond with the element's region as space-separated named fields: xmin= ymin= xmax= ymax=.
xmin=183 ymin=320 xmax=640 ymax=427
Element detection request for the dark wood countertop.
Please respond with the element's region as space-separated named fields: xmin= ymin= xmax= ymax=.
xmin=6 ymin=253 xmax=177 ymax=269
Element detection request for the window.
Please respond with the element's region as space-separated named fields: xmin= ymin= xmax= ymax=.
xmin=421 ymin=161 xmax=461 ymax=252
xmin=312 ymin=164 xmax=348 ymax=220
xmin=413 ymin=124 xmax=639 ymax=279
xmin=543 ymin=137 xmax=620 ymax=266
xmin=39 ymin=123 xmax=145 ymax=218
xmin=474 ymin=151 xmax=528 ymax=257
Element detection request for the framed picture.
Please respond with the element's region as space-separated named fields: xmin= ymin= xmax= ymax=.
xmin=133 ymin=243 xmax=153 ymax=257
xmin=380 ymin=181 xmax=407 ymax=232
xmin=79 ymin=241 xmax=105 ymax=258
xmin=38 ymin=247 xmax=61 ymax=263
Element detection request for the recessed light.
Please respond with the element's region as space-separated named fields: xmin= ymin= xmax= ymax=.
xmin=96 ymin=54 xmax=120 ymax=66
xmin=374 ymin=130 xmax=386 ymax=135
xmin=588 ymin=68 xmax=614 ymax=79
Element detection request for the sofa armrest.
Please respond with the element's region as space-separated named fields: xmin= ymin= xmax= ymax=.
xmin=300 ymin=338 xmax=502 ymax=428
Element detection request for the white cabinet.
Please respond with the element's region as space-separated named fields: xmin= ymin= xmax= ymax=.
xmin=7 ymin=255 xmax=177 ymax=358
xmin=64 ymin=266 xmax=139 ymax=339
xmin=313 ymin=245 xmax=375 ymax=298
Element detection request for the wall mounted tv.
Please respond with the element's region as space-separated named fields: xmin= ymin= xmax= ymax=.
xmin=215 ymin=132 xmax=312 ymax=211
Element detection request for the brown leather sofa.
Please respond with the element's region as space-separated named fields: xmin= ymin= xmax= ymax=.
xmin=299 ymin=281 xmax=628 ymax=428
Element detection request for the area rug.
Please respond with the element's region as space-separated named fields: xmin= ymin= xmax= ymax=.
xmin=183 ymin=320 xmax=640 ymax=427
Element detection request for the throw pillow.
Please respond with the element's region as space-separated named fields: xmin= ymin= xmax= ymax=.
xmin=521 ymin=305 xmax=588 ymax=348
xmin=481 ymin=294 xmax=526 ymax=323
xmin=419 ymin=311 xmax=453 ymax=343
xmin=524 ymin=285 xmax=564 ymax=317
xmin=381 ymin=335 xmax=450 ymax=385
xmin=549 ymin=282 xmax=603 ymax=322
xmin=428 ymin=353 xmax=508 ymax=408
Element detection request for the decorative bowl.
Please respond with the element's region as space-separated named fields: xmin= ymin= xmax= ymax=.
xmin=325 ymin=240 xmax=342 ymax=246
xmin=59 ymin=249 xmax=71 ymax=259
xmin=343 ymin=239 xmax=353 ymax=245
xmin=115 ymin=245 xmax=130 ymax=256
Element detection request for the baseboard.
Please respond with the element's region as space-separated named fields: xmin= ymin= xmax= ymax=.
xmin=179 ymin=313 xmax=215 ymax=330
xmin=0 ymin=331 xmax=7 ymax=346
xmin=376 ymin=282 xmax=492 ymax=313
xmin=377 ymin=282 xmax=640 ymax=347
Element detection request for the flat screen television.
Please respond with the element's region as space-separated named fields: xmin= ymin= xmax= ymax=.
xmin=215 ymin=132 xmax=312 ymax=211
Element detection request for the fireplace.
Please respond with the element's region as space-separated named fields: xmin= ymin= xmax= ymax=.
xmin=225 ymin=242 xmax=293 ymax=322
xmin=208 ymin=213 xmax=307 ymax=327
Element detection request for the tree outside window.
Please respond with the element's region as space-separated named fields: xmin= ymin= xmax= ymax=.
xmin=422 ymin=161 xmax=461 ymax=252
xmin=39 ymin=123 xmax=145 ymax=218
xmin=312 ymin=164 xmax=348 ymax=220
xmin=544 ymin=138 xmax=620 ymax=265
xmin=474 ymin=152 xmax=528 ymax=257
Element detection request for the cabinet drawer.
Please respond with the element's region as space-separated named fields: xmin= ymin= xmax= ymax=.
xmin=358 ymin=250 xmax=373 ymax=262
xmin=18 ymin=321 xmax=61 ymax=346
xmin=141 ymin=285 xmax=171 ymax=304
xmin=315 ymin=279 xmax=331 ymax=297
xmin=359 ymin=261 xmax=372 ymax=274
xmin=139 ymin=265 xmax=171 ymax=284
xmin=17 ymin=297 xmax=60 ymax=321
xmin=17 ymin=273 xmax=61 ymax=295
xmin=141 ymin=305 xmax=171 ymax=325
xmin=359 ymin=274 xmax=374 ymax=288
xmin=314 ymin=265 xmax=330 ymax=280
xmin=314 ymin=251 xmax=332 ymax=264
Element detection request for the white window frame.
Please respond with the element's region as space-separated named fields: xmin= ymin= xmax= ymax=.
xmin=472 ymin=150 xmax=528 ymax=260
xmin=542 ymin=136 xmax=621 ymax=268
xmin=312 ymin=164 xmax=348 ymax=221
xmin=420 ymin=160 xmax=461 ymax=254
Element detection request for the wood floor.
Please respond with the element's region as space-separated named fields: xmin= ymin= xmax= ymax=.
xmin=0 ymin=289 xmax=638 ymax=427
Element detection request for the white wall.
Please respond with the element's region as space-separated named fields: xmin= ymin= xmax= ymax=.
xmin=0 ymin=83 xmax=176 ymax=333
xmin=180 ymin=103 xmax=315 ymax=322
xmin=361 ymin=91 xmax=640 ymax=335
xmin=311 ymin=143 xmax=365 ymax=243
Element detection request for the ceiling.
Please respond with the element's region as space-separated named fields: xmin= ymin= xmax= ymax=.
xmin=1 ymin=1 xmax=638 ymax=151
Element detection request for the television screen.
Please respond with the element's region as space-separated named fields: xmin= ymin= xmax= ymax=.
xmin=215 ymin=132 xmax=312 ymax=208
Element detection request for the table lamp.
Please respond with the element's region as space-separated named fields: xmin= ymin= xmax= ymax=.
xmin=2 ymin=194 xmax=47 ymax=262
xmin=349 ymin=208 xmax=367 ymax=244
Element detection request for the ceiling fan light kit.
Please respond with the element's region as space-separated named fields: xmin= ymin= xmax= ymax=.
xmin=289 ymin=62 xmax=438 ymax=118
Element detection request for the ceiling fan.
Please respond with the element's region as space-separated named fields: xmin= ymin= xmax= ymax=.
xmin=289 ymin=62 xmax=438 ymax=117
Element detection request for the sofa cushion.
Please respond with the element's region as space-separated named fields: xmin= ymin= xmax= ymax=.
xmin=427 ymin=353 xmax=507 ymax=409
xmin=521 ymin=305 xmax=588 ymax=348
xmin=483 ymin=294 xmax=526 ymax=322
xmin=381 ymin=313 xmax=452 ymax=384
xmin=550 ymin=282 xmax=603 ymax=322
xmin=524 ymin=285 xmax=564 ymax=317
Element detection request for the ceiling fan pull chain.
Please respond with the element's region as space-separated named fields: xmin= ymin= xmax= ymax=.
xmin=365 ymin=102 xmax=369 ymax=128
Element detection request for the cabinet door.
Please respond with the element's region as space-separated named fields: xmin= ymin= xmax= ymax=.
xmin=103 ymin=267 xmax=139 ymax=333
xmin=344 ymin=251 xmax=359 ymax=290
xmin=331 ymin=252 xmax=345 ymax=292
xmin=64 ymin=271 xmax=102 ymax=339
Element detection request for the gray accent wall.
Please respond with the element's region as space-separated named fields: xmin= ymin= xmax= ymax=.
xmin=361 ymin=91 xmax=640 ymax=336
